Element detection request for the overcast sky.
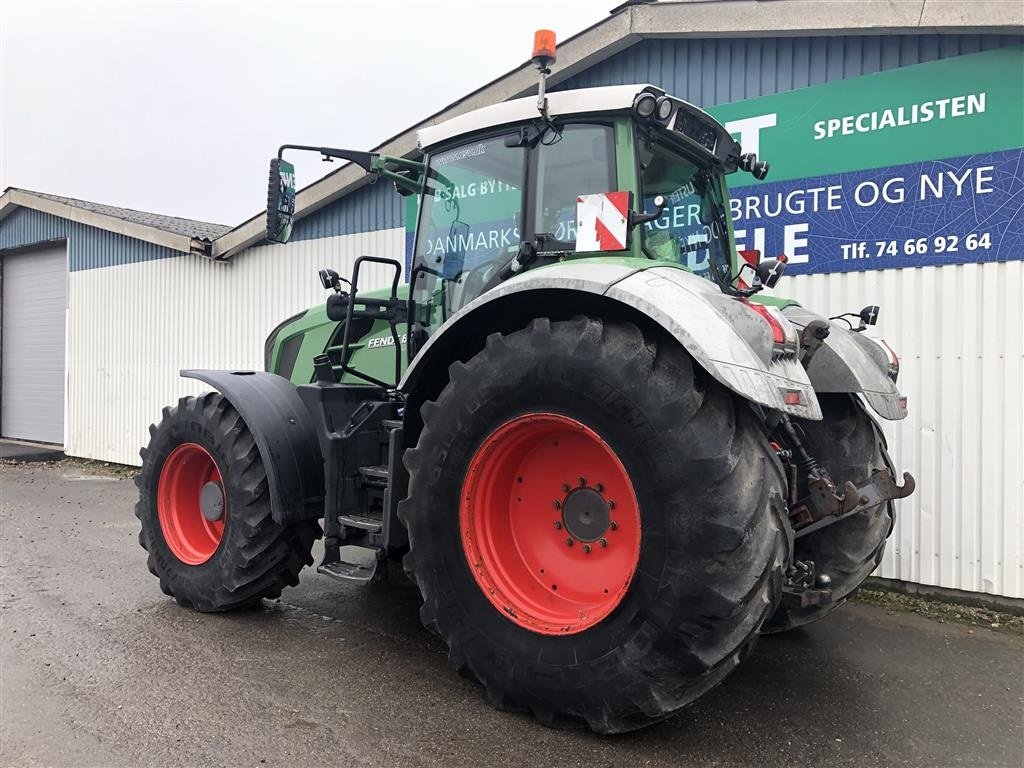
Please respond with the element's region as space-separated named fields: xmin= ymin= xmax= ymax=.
xmin=1 ymin=0 xmax=607 ymax=226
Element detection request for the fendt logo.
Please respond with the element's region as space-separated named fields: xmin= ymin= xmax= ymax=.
xmin=367 ymin=335 xmax=406 ymax=349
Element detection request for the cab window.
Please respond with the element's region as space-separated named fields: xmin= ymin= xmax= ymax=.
xmin=533 ymin=124 xmax=615 ymax=251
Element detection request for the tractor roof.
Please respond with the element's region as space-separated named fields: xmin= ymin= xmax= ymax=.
xmin=417 ymin=84 xmax=654 ymax=150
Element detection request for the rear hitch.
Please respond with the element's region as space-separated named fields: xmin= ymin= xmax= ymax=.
xmin=782 ymin=559 xmax=834 ymax=607
xmin=769 ymin=410 xmax=915 ymax=539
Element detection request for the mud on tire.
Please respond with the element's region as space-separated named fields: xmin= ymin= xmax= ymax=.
xmin=399 ymin=317 xmax=790 ymax=733
xmin=765 ymin=394 xmax=895 ymax=633
xmin=135 ymin=392 xmax=320 ymax=612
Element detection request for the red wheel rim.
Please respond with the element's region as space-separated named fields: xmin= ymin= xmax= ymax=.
xmin=157 ymin=443 xmax=226 ymax=565
xmin=460 ymin=413 xmax=641 ymax=635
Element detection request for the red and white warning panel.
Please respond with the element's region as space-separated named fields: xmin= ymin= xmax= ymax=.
xmin=576 ymin=191 xmax=630 ymax=252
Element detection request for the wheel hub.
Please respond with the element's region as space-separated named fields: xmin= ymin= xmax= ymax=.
xmin=459 ymin=413 xmax=642 ymax=635
xmin=199 ymin=481 xmax=225 ymax=522
xmin=561 ymin=486 xmax=610 ymax=542
xmin=156 ymin=443 xmax=226 ymax=565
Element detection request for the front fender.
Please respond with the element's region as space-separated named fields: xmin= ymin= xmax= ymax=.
xmin=400 ymin=261 xmax=822 ymax=419
xmin=781 ymin=306 xmax=908 ymax=421
xmin=181 ymin=369 xmax=325 ymax=523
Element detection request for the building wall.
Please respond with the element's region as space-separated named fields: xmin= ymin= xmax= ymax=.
xmin=555 ymin=33 xmax=1024 ymax=103
xmin=781 ymin=262 xmax=1022 ymax=599
xmin=67 ymin=227 xmax=405 ymax=465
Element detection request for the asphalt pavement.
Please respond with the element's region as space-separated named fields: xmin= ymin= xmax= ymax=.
xmin=1 ymin=460 xmax=1021 ymax=768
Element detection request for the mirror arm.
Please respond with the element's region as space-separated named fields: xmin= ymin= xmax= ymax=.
xmin=277 ymin=144 xmax=379 ymax=172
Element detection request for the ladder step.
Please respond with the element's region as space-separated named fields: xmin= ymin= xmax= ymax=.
xmin=317 ymin=553 xmax=382 ymax=585
xmin=359 ymin=464 xmax=389 ymax=483
xmin=382 ymin=419 xmax=403 ymax=430
xmin=338 ymin=513 xmax=383 ymax=533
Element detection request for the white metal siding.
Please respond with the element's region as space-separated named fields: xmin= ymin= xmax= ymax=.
xmin=66 ymin=227 xmax=404 ymax=466
xmin=1 ymin=244 xmax=68 ymax=444
xmin=779 ymin=262 xmax=1023 ymax=599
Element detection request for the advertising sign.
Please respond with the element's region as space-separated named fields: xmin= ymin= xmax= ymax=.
xmin=707 ymin=45 xmax=1024 ymax=275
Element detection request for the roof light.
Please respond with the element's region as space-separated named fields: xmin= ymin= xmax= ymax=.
xmin=633 ymin=92 xmax=657 ymax=119
xmin=532 ymin=30 xmax=557 ymax=67
xmin=654 ymin=95 xmax=673 ymax=121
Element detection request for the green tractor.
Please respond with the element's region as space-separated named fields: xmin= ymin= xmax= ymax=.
xmin=136 ymin=33 xmax=914 ymax=733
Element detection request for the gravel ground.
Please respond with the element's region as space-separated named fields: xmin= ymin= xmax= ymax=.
xmin=1 ymin=460 xmax=1022 ymax=768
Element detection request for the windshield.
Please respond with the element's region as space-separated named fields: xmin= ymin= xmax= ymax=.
xmin=638 ymin=137 xmax=733 ymax=287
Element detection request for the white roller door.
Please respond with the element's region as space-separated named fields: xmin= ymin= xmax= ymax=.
xmin=1 ymin=243 xmax=67 ymax=444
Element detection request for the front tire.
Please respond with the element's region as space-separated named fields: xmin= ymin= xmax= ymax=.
xmin=399 ymin=317 xmax=789 ymax=733
xmin=135 ymin=392 xmax=320 ymax=611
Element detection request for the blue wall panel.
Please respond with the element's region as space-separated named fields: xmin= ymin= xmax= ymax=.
xmin=288 ymin=178 xmax=404 ymax=242
xmin=554 ymin=34 xmax=1024 ymax=104
xmin=0 ymin=207 xmax=182 ymax=271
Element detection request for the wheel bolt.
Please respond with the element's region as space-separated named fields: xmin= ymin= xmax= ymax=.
xmin=553 ymin=521 xmax=563 ymax=530
xmin=598 ymin=538 xmax=608 ymax=548
xmin=582 ymin=544 xmax=592 ymax=554
xmin=579 ymin=476 xmax=586 ymax=487
xmin=562 ymin=484 xmax=570 ymax=493
xmin=553 ymin=500 xmax=561 ymax=509
xmin=608 ymin=500 xmax=616 ymax=509
xmin=609 ymin=521 xmax=618 ymax=531
xmin=595 ymin=483 xmax=603 ymax=492
xmin=565 ymin=537 xmax=574 ymax=547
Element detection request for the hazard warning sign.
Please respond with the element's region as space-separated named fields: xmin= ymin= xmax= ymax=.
xmin=576 ymin=191 xmax=630 ymax=252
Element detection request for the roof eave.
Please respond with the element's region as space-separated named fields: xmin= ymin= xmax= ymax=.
xmin=0 ymin=188 xmax=201 ymax=255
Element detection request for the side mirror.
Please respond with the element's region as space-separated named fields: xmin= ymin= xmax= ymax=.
xmin=755 ymin=255 xmax=788 ymax=289
xmin=266 ymin=157 xmax=296 ymax=244
xmin=859 ymin=305 xmax=880 ymax=326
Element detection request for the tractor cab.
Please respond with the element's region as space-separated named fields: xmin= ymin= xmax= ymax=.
xmin=266 ymin=51 xmax=782 ymax=366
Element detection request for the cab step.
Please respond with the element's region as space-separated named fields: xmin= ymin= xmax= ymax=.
xmin=359 ymin=465 xmax=389 ymax=485
xmin=317 ymin=546 xmax=385 ymax=584
xmin=338 ymin=513 xmax=383 ymax=533
xmin=381 ymin=418 xmax=403 ymax=431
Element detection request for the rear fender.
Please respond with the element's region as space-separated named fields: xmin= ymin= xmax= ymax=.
xmin=401 ymin=261 xmax=822 ymax=420
xmin=781 ymin=306 xmax=908 ymax=421
xmin=181 ymin=369 xmax=325 ymax=523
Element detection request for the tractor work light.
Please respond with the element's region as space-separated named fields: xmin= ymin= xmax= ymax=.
xmin=654 ymin=95 xmax=674 ymax=121
xmin=633 ymin=92 xmax=657 ymax=119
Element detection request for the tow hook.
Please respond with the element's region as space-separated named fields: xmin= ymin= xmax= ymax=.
xmin=790 ymin=468 xmax=916 ymax=539
xmin=783 ymin=559 xmax=834 ymax=607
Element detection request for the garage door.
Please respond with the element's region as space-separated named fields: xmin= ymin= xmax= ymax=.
xmin=1 ymin=244 xmax=67 ymax=444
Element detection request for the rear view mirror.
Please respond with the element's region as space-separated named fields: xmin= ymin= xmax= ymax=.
xmin=266 ymin=158 xmax=296 ymax=243
xmin=860 ymin=305 xmax=880 ymax=326
xmin=755 ymin=255 xmax=788 ymax=289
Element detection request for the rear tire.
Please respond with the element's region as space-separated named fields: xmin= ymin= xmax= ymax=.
xmin=765 ymin=394 xmax=894 ymax=633
xmin=399 ymin=317 xmax=789 ymax=733
xmin=135 ymin=392 xmax=320 ymax=612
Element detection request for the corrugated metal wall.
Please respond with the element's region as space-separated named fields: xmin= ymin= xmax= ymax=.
xmin=779 ymin=263 xmax=1023 ymax=599
xmin=66 ymin=228 xmax=405 ymax=465
xmin=555 ymin=33 xmax=1024 ymax=104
